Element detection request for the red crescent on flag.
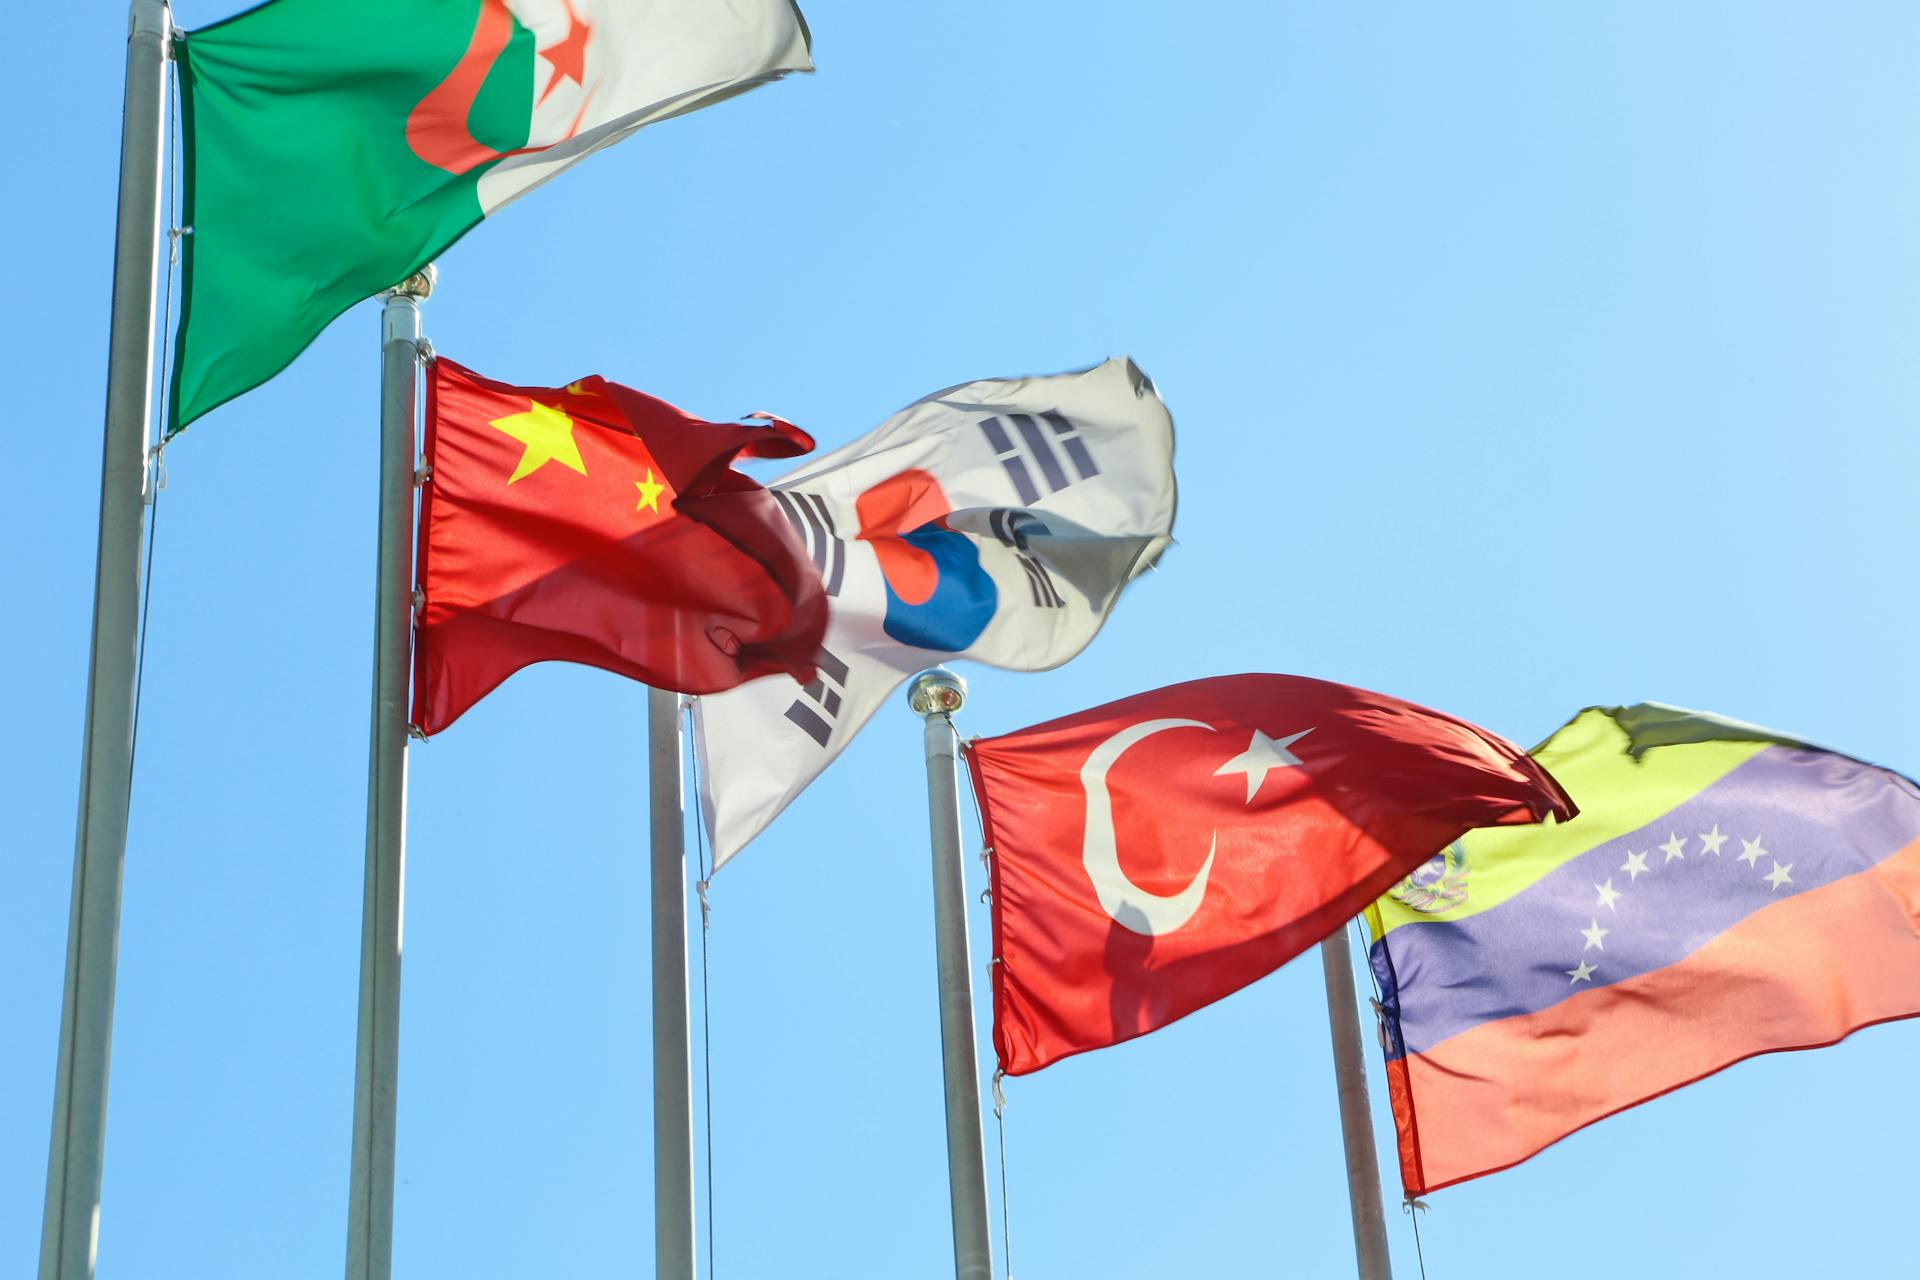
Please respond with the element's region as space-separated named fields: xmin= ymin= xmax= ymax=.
xmin=407 ymin=0 xmax=517 ymax=175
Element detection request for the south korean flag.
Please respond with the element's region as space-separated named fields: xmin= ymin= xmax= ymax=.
xmin=692 ymin=358 xmax=1177 ymax=868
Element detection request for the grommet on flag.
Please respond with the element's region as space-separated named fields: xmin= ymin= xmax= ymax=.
xmin=1369 ymin=996 xmax=1393 ymax=1052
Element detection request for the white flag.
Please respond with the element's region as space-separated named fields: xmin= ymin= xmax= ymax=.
xmin=692 ymin=358 xmax=1177 ymax=867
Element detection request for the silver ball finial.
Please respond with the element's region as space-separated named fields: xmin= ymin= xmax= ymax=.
xmin=390 ymin=263 xmax=437 ymax=300
xmin=907 ymin=667 xmax=967 ymax=719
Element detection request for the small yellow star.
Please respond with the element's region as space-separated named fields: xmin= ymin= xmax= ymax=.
xmin=489 ymin=400 xmax=587 ymax=484
xmin=634 ymin=468 xmax=667 ymax=514
xmin=564 ymin=379 xmax=598 ymax=396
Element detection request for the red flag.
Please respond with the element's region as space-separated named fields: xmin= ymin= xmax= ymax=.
xmin=411 ymin=358 xmax=828 ymax=735
xmin=965 ymin=674 xmax=1576 ymax=1075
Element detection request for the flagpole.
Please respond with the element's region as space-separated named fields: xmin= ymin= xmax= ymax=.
xmin=39 ymin=4 xmax=170 ymax=1276
xmin=344 ymin=267 xmax=432 ymax=1280
xmin=1319 ymin=934 xmax=1392 ymax=1280
xmin=908 ymin=669 xmax=994 ymax=1280
xmin=648 ymin=686 xmax=696 ymax=1279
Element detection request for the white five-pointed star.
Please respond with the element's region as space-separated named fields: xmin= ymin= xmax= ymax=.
xmin=1567 ymin=960 xmax=1597 ymax=984
xmin=1620 ymin=849 xmax=1650 ymax=881
xmin=1660 ymin=832 xmax=1688 ymax=862
xmin=1738 ymin=837 xmax=1768 ymax=867
xmin=1580 ymin=919 xmax=1609 ymax=951
xmin=1764 ymin=861 xmax=1794 ymax=890
xmin=1595 ymin=878 xmax=1622 ymax=912
xmin=1213 ymin=727 xmax=1313 ymax=802
xmin=1699 ymin=824 xmax=1729 ymax=856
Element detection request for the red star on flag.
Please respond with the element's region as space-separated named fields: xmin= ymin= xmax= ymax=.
xmin=538 ymin=1 xmax=592 ymax=105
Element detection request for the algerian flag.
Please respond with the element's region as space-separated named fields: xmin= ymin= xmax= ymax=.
xmin=171 ymin=0 xmax=811 ymax=431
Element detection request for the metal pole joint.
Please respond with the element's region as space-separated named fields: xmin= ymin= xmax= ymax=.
xmin=129 ymin=0 xmax=170 ymax=42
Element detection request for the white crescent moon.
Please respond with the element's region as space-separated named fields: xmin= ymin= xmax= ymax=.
xmin=1081 ymin=717 xmax=1217 ymax=937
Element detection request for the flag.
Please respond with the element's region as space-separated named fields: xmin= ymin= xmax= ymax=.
xmin=691 ymin=358 xmax=1177 ymax=868
xmin=1364 ymin=704 xmax=1920 ymax=1195
xmin=411 ymin=357 xmax=826 ymax=734
xmin=965 ymin=674 xmax=1576 ymax=1075
xmin=170 ymin=0 xmax=811 ymax=431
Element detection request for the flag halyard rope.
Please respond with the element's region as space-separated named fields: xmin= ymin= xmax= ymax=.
xmin=130 ymin=49 xmax=184 ymax=786
xmin=1350 ymin=920 xmax=1430 ymax=1280
xmin=960 ymin=749 xmax=1015 ymax=1279
xmin=992 ymin=1070 xmax=1013 ymax=1279
xmin=687 ymin=697 xmax=718 ymax=1278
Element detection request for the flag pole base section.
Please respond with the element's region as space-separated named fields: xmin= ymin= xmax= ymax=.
xmin=345 ymin=268 xmax=431 ymax=1280
xmin=649 ymin=686 xmax=696 ymax=1280
xmin=39 ymin=5 xmax=170 ymax=1277
xmin=908 ymin=668 xmax=994 ymax=1280
xmin=1319 ymin=933 xmax=1392 ymax=1280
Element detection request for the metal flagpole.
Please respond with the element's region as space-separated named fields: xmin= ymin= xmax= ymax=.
xmin=345 ymin=267 xmax=433 ymax=1280
xmin=39 ymin=4 xmax=170 ymax=1277
xmin=1319 ymin=934 xmax=1393 ymax=1280
xmin=649 ymin=686 xmax=696 ymax=1279
xmin=908 ymin=668 xmax=993 ymax=1280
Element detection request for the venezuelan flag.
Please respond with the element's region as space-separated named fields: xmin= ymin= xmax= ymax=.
xmin=1362 ymin=703 xmax=1920 ymax=1195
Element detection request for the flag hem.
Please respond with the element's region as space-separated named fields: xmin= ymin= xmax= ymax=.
xmin=1395 ymin=1008 xmax=1920 ymax=1197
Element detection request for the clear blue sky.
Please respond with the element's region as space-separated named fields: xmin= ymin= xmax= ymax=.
xmin=6 ymin=2 xmax=1918 ymax=1276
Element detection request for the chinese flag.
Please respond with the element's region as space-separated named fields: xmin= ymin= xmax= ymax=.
xmin=411 ymin=358 xmax=828 ymax=735
xmin=965 ymin=674 xmax=1576 ymax=1075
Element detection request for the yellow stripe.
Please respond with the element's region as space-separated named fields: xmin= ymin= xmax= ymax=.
xmin=1364 ymin=708 xmax=1768 ymax=941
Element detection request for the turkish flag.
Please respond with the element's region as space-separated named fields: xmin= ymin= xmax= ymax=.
xmin=965 ymin=674 xmax=1575 ymax=1075
xmin=411 ymin=358 xmax=828 ymax=735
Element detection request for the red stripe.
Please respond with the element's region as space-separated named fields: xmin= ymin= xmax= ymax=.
xmin=1392 ymin=834 xmax=1920 ymax=1195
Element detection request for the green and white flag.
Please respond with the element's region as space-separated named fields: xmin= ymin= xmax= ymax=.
xmin=172 ymin=0 xmax=811 ymax=431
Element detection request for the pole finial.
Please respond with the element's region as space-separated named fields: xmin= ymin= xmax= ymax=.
xmin=907 ymin=667 xmax=967 ymax=719
xmin=388 ymin=263 xmax=436 ymax=300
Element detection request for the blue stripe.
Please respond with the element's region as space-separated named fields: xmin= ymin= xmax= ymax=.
xmin=1373 ymin=746 xmax=1920 ymax=1058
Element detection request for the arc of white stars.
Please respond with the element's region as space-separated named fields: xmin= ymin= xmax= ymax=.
xmin=1594 ymin=878 xmax=1621 ymax=912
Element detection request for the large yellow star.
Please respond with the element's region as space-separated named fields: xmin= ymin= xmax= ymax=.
xmin=489 ymin=399 xmax=587 ymax=484
xmin=634 ymin=468 xmax=667 ymax=514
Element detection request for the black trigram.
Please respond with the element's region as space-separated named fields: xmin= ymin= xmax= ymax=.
xmin=783 ymin=646 xmax=850 ymax=748
xmin=988 ymin=509 xmax=1064 ymax=609
xmin=977 ymin=410 xmax=1100 ymax=505
xmin=770 ymin=488 xmax=846 ymax=597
